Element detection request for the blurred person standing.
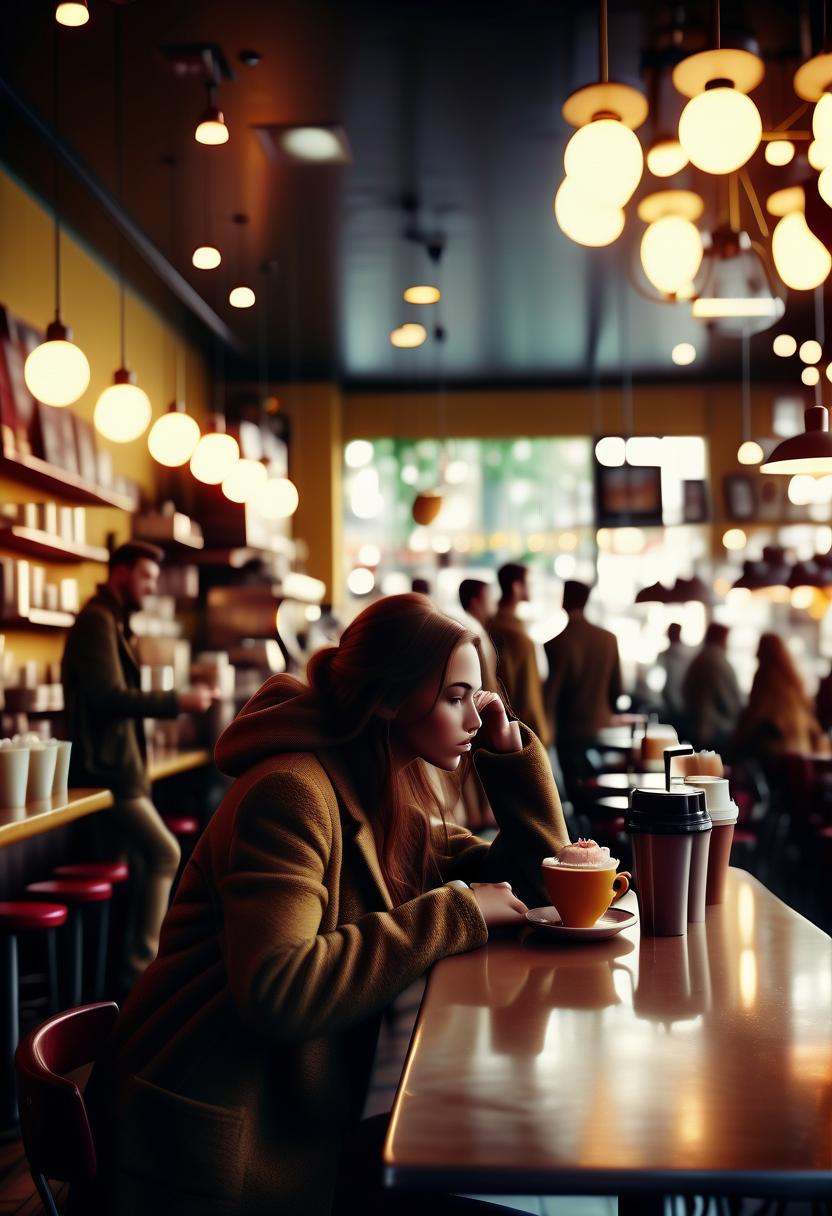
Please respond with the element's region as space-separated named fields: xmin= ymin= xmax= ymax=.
xmin=659 ymin=622 xmax=695 ymax=732
xmin=544 ymin=580 xmax=621 ymax=768
xmin=682 ymin=621 xmax=743 ymax=752
xmin=733 ymin=633 xmax=829 ymax=761
xmin=489 ymin=562 xmax=550 ymax=745
xmin=458 ymin=578 xmax=499 ymax=693
xmin=62 ymin=541 xmax=216 ymax=985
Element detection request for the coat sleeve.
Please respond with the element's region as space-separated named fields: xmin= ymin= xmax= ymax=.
xmin=68 ymin=611 xmax=180 ymax=720
xmin=433 ymin=726 xmax=570 ymax=906
xmin=219 ymin=768 xmax=487 ymax=1045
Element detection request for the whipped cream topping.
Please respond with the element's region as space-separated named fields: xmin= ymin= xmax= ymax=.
xmin=544 ymin=838 xmax=619 ymax=870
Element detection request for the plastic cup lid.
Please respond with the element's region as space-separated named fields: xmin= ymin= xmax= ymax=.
xmin=681 ymin=776 xmax=738 ymax=822
xmin=626 ymin=785 xmax=712 ymax=834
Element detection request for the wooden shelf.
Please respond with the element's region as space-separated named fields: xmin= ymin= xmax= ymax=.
xmin=134 ymin=532 xmax=205 ymax=552
xmin=0 ymin=524 xmax=109 ymax=563
xmin=0 ymin=452 xmax=136 ymax=511
xmin=1 ymin=608 xmax=75 ymax=629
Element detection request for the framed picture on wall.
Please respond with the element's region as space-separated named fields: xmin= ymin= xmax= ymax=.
xmin=682 ymin=479 xmax=709 ymax=523
xmin=723 ymin=473 xmax=757 ymax=520
xmin=594 ymin=459 xmax=663 ymax=527
xmin=757 ymin=475 xmax=785 ymax=521
xmin=37 ymin=401 xmax=80 ymax=476
xmin=72 ymin=415 xmax=99 ymax=485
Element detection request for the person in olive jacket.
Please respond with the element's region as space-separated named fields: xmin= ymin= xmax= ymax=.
xmin=61 ymin=541 xmax=214 ymax=983
xmin=74 ymin=593 xmax=570 ymax=1216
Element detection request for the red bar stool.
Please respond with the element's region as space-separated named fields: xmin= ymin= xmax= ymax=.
xmin=52 ymin=864 xmax=130 ymax=998
xmin=24 ymin=880 xmax=112 ymax=1009
xmin=0 ymin=902 xmax=68 ymax=1128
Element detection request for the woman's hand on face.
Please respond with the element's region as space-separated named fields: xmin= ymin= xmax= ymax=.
xmin=473 ymin=691 xmax=522 ymax=753
xmin=470 ymin=881 xmax=528 ymax=928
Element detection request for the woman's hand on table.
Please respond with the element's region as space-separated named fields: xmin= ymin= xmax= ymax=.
xmin=473 ymin=691 xmax=522 ymax=753
xmin=470 ymin=881 xmax=528 ymax=927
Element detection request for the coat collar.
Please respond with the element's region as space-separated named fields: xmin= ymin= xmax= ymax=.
xmin=314 ymin=748 xmax=393 ymax=910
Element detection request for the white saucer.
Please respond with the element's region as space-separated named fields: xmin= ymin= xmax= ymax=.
xmin=525 ymin=905 xmax=638 ymax=941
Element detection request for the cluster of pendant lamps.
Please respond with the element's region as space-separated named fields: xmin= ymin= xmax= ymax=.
xmin=389 ymin=284 xmax=441 ymax=349
xmin=553 ymin=0 xmax=832 ymax=305
xmin=41 ymin=2 xmax=297 ymax=515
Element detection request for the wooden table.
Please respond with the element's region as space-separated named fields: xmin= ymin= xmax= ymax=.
xmin=383 ymin=871 xmax=832 ymax=1202
xmin=0 ymin=749 xmax=213 ymax=847
xmin=593 ymin=727 xmax=638 ymax=752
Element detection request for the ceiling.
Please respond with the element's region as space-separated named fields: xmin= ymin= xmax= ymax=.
xmin=0 ymin=0 xmax=825 ymax=391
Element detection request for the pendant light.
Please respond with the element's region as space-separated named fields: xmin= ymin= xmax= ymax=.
xmin=255 ymin=476 xmax=299 ymax=518
xmin=94 ymin=8 xmax=151 ymax=444
xmin=637 ymin=190 xmax=704 ymax=298
xmin=192 ymin=154 xmax=221 ymax=270
xmin=794 ymin=20 xmax=832 ymax=173
xmin=555 ymin=0 xmax=647 ymax=246
xmin=229 ymin=213 xmax=255 ymax=308
xmin=194 ymin=82 xmax=229 ymax=146
xmin=148 ymin=347 xmax=199 ymax=467
xmin=55 ymin=1 xmax=88 ymax=27
xmin=768 ymin=186 xmax=832 ymax=291
xmin=673 ymin=2 xmax=763 ymax=175
xmin=736 ymin=331 xmax=763 ymax=464
xmin=190 ymin=413 xmax=239 ymax=484
xmin=24 ymin=25 xmax=90 ymax=407
xmin=762 ymin=287 xmax=832 ymax=474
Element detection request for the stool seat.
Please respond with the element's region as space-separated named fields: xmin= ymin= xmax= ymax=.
xmin=53 ymin=862 xmax=130 ymax=885
xmin=25 ymin=880 xmax=113 ymax=905
xmin=0 ymin=902 xmax=68 ymax=933
xmin=163 ymin=816 xmax=199 ymax=835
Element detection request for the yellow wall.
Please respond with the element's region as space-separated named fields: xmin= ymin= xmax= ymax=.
xmin=0 ymin=167 xmax=212 ymax=673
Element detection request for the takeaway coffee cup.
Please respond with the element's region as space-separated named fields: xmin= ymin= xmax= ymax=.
xmin=681 ymin=775 xmax=738 ymax=905
xmin=26 ymin=740 xmax=58 ymax=803
xmin=542 ymin=841 xmax=630 ymax=928
xmin=626 ymin=786 xmax=712 ymax=936
xmin=51 ymin=740 xmax=72 ymax=797
xmin=0 ymin=744 xmax=30 ymax=809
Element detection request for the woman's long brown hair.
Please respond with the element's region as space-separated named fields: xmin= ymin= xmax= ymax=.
xmin=306 ymin=594 xmax=479 ymax=905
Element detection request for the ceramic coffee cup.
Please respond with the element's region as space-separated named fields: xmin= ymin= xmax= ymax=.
xmin=541 ymin=857 xmax=630 ymax=928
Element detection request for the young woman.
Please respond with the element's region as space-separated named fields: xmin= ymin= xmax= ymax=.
xmin=77 ymin=594 xmax=570 ymax=1216
xmin=733 ymin=632 xmax=830 ymax=761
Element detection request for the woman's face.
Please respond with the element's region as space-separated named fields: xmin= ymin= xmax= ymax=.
xmin=393 ymin=641 xmax=483 ymax=771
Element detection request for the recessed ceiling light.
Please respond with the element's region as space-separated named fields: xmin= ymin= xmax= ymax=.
xmin=253 ymin=123 xmax=352 ymax=164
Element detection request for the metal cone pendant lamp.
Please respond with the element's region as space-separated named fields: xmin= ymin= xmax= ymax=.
xmin=760 ymin=404 xmax=832 ymax=474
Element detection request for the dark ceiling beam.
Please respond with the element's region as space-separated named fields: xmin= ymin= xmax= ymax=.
xmin=0 ymin=70 xmax=240 ymax=351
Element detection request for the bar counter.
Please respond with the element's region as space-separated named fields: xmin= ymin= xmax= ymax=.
xmin=0 ymin=748 xmax=213 ymax=847
xmin=383 ymin=870 xmax=832 ymax=1200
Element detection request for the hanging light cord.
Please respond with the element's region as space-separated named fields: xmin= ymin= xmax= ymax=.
xmin=598 ymin=0 xmax=609 ymax=84
xmin=741 ymin=332 xmax=750 ymax=440
xmin=815 ymin=285 xmax=825 ymax=407
xmin=115 ymin=6 xmax=126 ymax=368
xmin=714 ymin=0 xmax=721 ymax=51
xmin=52 ymin=24 xmax=62 ymax=321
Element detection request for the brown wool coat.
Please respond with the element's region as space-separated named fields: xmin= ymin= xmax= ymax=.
xmin=77 ymin=677 xmax=568 ymax=1216
xmin=488 ymin=607 xmax=551 ymax=746
xmin=544 ymin=615 xmax=622 ymax=744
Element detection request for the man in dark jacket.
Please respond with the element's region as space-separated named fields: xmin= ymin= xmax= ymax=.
xmin=62 ymin=541 xmax=214 ymax=982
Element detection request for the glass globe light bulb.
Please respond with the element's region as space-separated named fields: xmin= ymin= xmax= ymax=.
xmin=819 ymin=166 xmax=832 ymax=209
xmin=737 ymin=440 xmax=764 ymax=465
xmin=772 ymin=212 xmax=832 ymax=291
xmin=147 ymin=410 xmax=201 ymax=467
xmin=390 ymin=323 xmax=428 ymax=348
xmin=554 ymin=178 xmax=625 ymax=247
xmin=189 ymin=431 xmax=239 ymax=485
xmin=640 ymin=215 xmax=704 ymax=295
xmin=563 ymin=119 xmax=644 ymax=206
xmin=94 ymin=370 xmax=152 ymax=443
xmin=764 ymin=140 xmax=795 ymax=167
xmin=678 ymin=88 xmax=762 ymax=174
xmin=24 ymin=330 xmax=90 ymax=406
xmin=809 ymin=139 xmax=832 ymax=171
xmin=646 ymin=138 xmax=689 ymax=178
xmin=813 ymin=93 xmax=832 ymax=143
xmin=229 ymin=285 xmax=256 ymax=309
xmin=192 ymin=245 xmax=221 ymax=270
xmin=195 ymin=109 xmax=229 ymax=146
xmin=222 ymin=459 xmax=268 ymax=504
xmin=256 ymin=477 xmax=299 ymax=519
xmin=55 ymin=1 xmax=89 ymax=26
